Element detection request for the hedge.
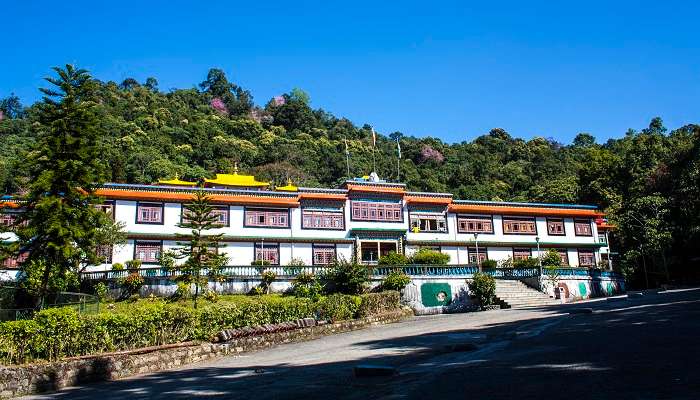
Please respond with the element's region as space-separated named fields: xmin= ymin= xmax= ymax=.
xmin=0 ymin=291 xmax=400 ymax=365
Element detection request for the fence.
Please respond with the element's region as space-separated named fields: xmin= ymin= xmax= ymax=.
xmin=0 ymin=288 xmax=100 ymax=321
xmin=80 ymin=265 xmax=624 ymax=281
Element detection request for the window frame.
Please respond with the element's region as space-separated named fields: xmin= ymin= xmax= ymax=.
xmin=312 ymin=243 xmax=337 ymax=266
xmin=253 ymin=242 xmax=281 ymax=265
xmin=456 ymin=215 xmax=494 ymax=234
xmin=556 ymin=248 xmax=570 ymax=266
xmin=512 ymin=248 xmax=532 ymax=260
xmin=574 ymin=219 xmax=593 ymax=237
xmin=408 ymin=211 xmax=448 ymax=233
xmin=502 ymin=217 xmax=538 ymax=235
xmin=467 ymin=247 xmax=488 ymax=264
xmin=301 ymin=208 xmax=345 ymax=230
xmin=135 ymin=202 xmax=165 ymax=225
xmin=546 ymin=218 xmax=566 ymax=236
xmin=133 ymin=240 xmax=163 ymax=264
xmin=577 ymin=248 xmax=596 ymax=267
xmin=349 ymin=200 xmax=403 ymax=223
xmin=244 ymin=207 xmax=291 ymax=229
xmin=181 ymin=204 xmax=230 ymax=227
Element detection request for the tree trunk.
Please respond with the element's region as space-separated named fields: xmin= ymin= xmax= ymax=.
xmin=642 ymin=253 xmax=650 ymax=289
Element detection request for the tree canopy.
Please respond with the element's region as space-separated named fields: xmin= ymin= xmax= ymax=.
xmin=1 ymin=66 xmax=699 ymax=288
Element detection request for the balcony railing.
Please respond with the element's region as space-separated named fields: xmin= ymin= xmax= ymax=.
xmin=80 ymin=265 xmax=624 ymax=281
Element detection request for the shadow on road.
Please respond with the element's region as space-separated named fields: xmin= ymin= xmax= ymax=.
xmin=27 ymin=290 xmax=700 ymax=400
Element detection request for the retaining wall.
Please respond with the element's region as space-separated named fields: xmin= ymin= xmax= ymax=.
xmin=0 ymin=309 xmax=412 ymax=398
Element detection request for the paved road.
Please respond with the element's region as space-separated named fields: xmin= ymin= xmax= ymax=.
xmin=25 ymin=289 xmax=700 ymax=400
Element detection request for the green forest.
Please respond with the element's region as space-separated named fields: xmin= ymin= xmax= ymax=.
xmin=1 ymin=67 xmax=699 ymax=288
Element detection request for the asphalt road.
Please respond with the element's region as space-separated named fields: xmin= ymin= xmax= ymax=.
xmin=23 ymin=288 xmax=700 ymax=400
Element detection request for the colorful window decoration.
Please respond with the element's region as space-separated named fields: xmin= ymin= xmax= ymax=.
xmin=351 ymin=201 xmax=402 ymax=222
xmin=502 ymin=217 xmax=537 ymax=235
xmin=302 ymin=209 xmax=344 ymax=229
xmin=97 ymin=245 xmax=113 ymax=264
xmin=2 ymin=251 xmax=28 ymax=269
xmin=245 ymin=208 xmax=289 ymax=228
xmin=574 ymin=219 xmax=593 ymax=236
xmin=547 ymin=218 xmax=565 ymax=235
xmin=578 ymin=249 xmax=595 ymax=266
xmin=467 ymin=247 xmax=488 ymax=264
xmin=513 ymin=248 xmax=532 ymax=260
xmin=255 ymin=243 xmax=279 ymax=265
xmin=0 ymin=213 xmax=16 ymax=227
xmin=134 ymin=241 xmax=161 ymax=263
xmin=557 ymin=248 xmax=569 ymax=265
xmin=95 ymin=202 xmax=115 ymax=219
xmin=183 ymin=205 xmax=229 ymax=226
xmin=136 ymin=203 xmax=163 ymax=224
xmin=313 ymin=245 xmax=336 ymax=265
xmin=457 ymin=216 xmax=493 ymax=233
xmin=410 ymin=213 xmax=447 ymax=232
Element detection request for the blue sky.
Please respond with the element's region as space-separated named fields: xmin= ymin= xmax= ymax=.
xmin=2 ymin=1 xmax=698 ymax=143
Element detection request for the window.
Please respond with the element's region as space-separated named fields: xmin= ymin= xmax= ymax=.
xmin=547 ymin=218 xmax=565 ymax=235
xmin=556 ymin=249 xmax=569 ymax=266
xmin=97 ymin=245 xmax=113 ymax=264
xmin=255 ymin=243 xmax=279 ymax=265
xmin=302 ymin=209 xmax=344 ymax=229
xmin=513 ymin=248 xmax=532 ymax=260
xmin=245 ymin=208 xmax=289 ymax=228
xmin=598 ymin=234 xmax=607 ymax=244
xmin=182 ymin=205 xmax=229 ymax=226
xmin=410 ymin=213 xmax=447 ymax=232
xmin=578 ymin=249 xmax=595 ymax=267
xmin=0 ymin=213 xmax=16 ymax=227
xmin=2 ymin=251 xmax=28 ymax=269
xmin=574 ymin=219 xmax=592 ymax=236
xmin=468 ymin=247 xmax=487 ymax=264
xmin=95 ymin=202 xmax=115 ymax=219
xmin=313 ymin=245 xmax=336 ymax=265
xmin=351 ymin=201 xmax=402 ymax=222
xmin=457 ymin=215 xmax=493 ymax=233
xmin=136 ymin=203 xmax=163 ymax=224
xmin=502 ymin=217 xmax=537 ymax=235
xmin=134 ymin=241 xmax=161 ymax=263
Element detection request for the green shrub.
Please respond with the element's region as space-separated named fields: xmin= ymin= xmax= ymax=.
xmin=410 ymin=249 xmax=450 ymax=265
xmin=513 ymin=257 xmax=539 ymax=269
xmin=378 ymin=251 xmax=409 ymax=265
xmin=203 ymin=290 xmax=219 ymax=303
xmin=251 ymin=259 xmax=271 ymax=266
xmin=322 ymin=258 xmax=370 ymax=294
xmin=111 ymin=263 xmax=124 ymax=271
xmin=542 ymin=249 xmax=562 ymax=267
xmin=468 ymin=272 xmax=496 ymax=309
xmin=316 ymin=294 xmax=361 ymax=321
xmin=120 ymin=273 xmax=144 ymax=296
xmin=125 ymin=260 xmax=142 ymax=272
xmin=172 ymin=282 xmax=191 ymax=300
xmin=260 ymin=270 xmax=277 ymax=294
xmin=480 ymin=259 xmax=497 ymax=269
xmin=381 ymin=270 xmax=411 ymax=291
xmin=248 ymin=286 xmax=264 ymax=296
xmin=94 ymin=282 xmax=109 ymax=302
xmin=284 ymin=258 xmax=306 ymax=276
xmin=291 ymin=272 xmax=322 ymax=299
xmin=357 ymin=291 xmax=400 ymax=317
xmin=0 ymin=291 xmax=403 ymax=364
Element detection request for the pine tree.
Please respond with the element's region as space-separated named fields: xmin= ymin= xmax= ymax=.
xmin=9 ymin=65 xmax=112 ymax=307
xmin=174 ymin=190 xmax=228 ymax=308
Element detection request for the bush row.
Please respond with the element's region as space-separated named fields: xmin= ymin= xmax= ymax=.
xmin=0 ymin=291 xmax=400 ymax=365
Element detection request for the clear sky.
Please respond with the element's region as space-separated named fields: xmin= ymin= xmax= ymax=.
xmin=2 ymin=0 xmax=698 ymax=143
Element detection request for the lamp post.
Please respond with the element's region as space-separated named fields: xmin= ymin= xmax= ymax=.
xmin=536 ymin=236 xmax=542 ymax=276
xmin=474 ymin=233 xmax=480 ymax=272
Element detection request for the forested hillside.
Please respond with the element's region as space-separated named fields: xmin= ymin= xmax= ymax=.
xmin=1 ymin=68 xmax=699 ymax=286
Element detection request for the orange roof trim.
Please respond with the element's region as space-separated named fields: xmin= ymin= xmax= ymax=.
xmin=95 ymin=189 xmax=299 ymax=207
xmin=346 ymin=184 xmax=405 ymax=194
xmin=298 ymin=193 xmax=348 ymax=201
xmin=448 ymin=203 xmax=604 ymax=217
xmin=405 ymin=196 xmax=452 ymax=205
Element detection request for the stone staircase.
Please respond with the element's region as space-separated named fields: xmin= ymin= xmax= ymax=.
xmin=495 ymin=280 xmax=561 ymax=308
